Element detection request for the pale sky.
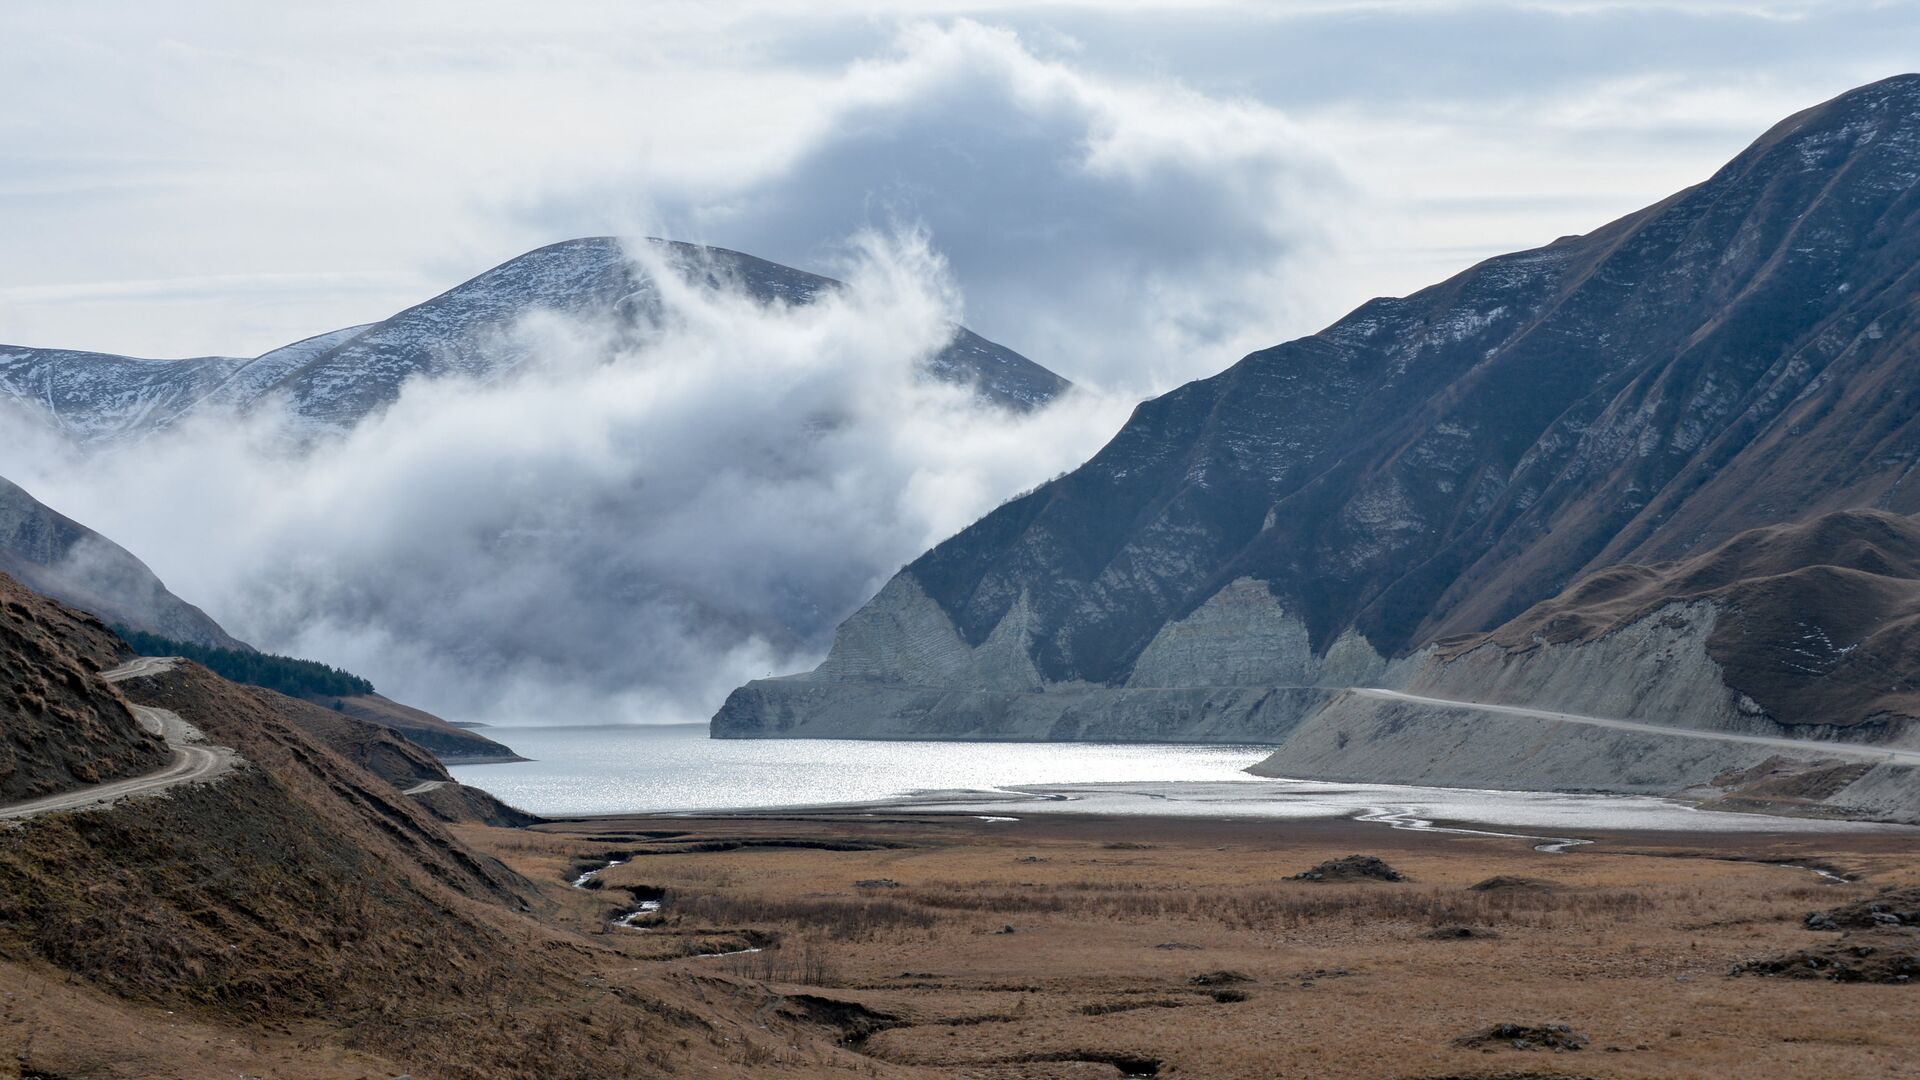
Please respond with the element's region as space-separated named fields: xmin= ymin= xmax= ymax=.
xmin=4 ymin=0 xmax=1917 ymax=723
xmin=2 ymin=1 xmax=1914 ymax=394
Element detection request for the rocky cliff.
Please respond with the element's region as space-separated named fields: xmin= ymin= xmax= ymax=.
xmin=718 ymin=76 xmax=1920 ymax=773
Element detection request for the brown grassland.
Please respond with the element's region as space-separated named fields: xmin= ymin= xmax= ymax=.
xmin=446 ymin=809 xmax=1920 ymax=1079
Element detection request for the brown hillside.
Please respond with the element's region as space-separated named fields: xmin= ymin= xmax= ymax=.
xmin=270 ymin=689 xmax=450 ymax=787
xmin=316 ymin=691 xmax=525 ymax=762
xmin=269 ymin=687 xmax=542 ymax=825
xmin=1471 ymin=509 xmax=1920 ymax=729
xmin=0 ymin=668 xmax=660 ymax=1072
xmin=0 ymin=582 xmax=904 ymax=1078
xmin=0 ymin=572 xmax=166 ymax=801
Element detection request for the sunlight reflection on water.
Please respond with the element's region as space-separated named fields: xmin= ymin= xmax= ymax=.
xmin=450 ymin=723 xmax=1911 ymax=838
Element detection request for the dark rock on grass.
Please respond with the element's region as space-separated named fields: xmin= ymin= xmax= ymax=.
xmin=1426 ymin=925 xmax=1504 ymax=940
xmin=1288 ymin=855 xmax=1406 ymax=882
xmin=774 ymin=994 xmax=902 ymax=1046
xmin=1806 ymin=886 xmax=1920 ymax=931
xmin=1470 ymin=876 xmax=1559 ymax=893
xmin=1454 ymin=1023 xmax=1591 ymax=1052
xmin=1732 ymin=934 xmax=1919 ymax=983
xmin=1013 ymin=1051 xmax=1161 ymax=1076
xmin=1412 ymin=1073 xmax=1605 ymax=1080
xmin=1154 ymin=942 xmax=1203 ymax=950
xmin=854 ymin=878 xmax=902 ymax=889
xmin=1079 ymin=998 xmax=1191 ymax=1016
xmin=1187 ymin=970 xmax=1253 ymax=986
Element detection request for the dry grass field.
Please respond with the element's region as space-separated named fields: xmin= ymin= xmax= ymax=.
xmin=454 ymin=810 xmax=1920 ymax=1079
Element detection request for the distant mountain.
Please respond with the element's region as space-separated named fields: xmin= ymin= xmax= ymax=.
xmin=0 ymin=238 xmax=1068 ymax=441
xmin=0 ymin=474 xmax=242 ymax=649
xmin=717 ymin=75 xmax=1920 ymax=818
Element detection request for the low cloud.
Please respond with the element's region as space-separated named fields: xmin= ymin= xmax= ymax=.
xmin=545 ymin=20 xmax=1349 ymax=396
xmin=3 ymin=233 xmax=1130 ymax=724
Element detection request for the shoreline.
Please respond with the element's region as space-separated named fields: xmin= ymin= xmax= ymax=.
xmin=530 ymin=777 xmax=1920 ymax=852
xmin=434 ymin=752 xmax=532 ymax=766
xmin=522 ymin=804 xmax=1920 ymax=886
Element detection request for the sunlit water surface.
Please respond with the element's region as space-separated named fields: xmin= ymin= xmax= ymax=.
xmin=450 ymin=724 xmax=1910 ymax=838
xmin=450 ymin=724 xmax=1269 ymax=815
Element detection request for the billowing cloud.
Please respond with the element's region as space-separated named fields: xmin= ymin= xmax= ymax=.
xmin=610 ymin=20 xmax=1348 ymax=396
xmin=3 ymin=233 xmax=1131 ymax=724
xmin=7 ymin=5 xmax=1912 ymax=366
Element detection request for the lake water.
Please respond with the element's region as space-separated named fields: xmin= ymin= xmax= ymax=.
xmin=449 ymin=724 xmax=1271 ymax=815
xmin=449 ymin=724 xmax=1912 ymax=840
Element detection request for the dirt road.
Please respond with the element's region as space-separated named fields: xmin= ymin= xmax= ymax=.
xmin=1351 ymin=686 xmax=1920 ymax=765
xmin=0 ymin=657 xmax=238 ymax=821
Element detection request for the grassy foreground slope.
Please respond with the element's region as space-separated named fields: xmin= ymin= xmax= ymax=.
xmin=0 ymin=572 xmax=900 ymax=1078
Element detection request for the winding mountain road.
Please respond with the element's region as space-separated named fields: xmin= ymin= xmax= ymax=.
xmin=102 ymin=656 xmax=183 ymax=683
xmin=0 ymin=657 xmax=239 ymax=822
xmin=1351 ymin=687 xmax=1920 ymax=766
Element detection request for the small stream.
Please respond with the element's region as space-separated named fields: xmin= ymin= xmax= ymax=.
xmin=1353 ymin=805 xmax=1591 ymax=853
xmin=613 ymin=899 xmax=662 ymax=928
xmin=570 ymin=854 xmax=667 ymax=927
xmin=571 ymin=856 xmax=628 ymax=888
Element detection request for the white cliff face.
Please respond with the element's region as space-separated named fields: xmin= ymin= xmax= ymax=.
xmin=1126 ymin=578 xmax=1385 ymax=689
xmin=811 ymin=575 xmax=1046 ymax=692
xmin=719 ymin=574 xmax=1381 ymax=742
xmin=1405 ymin=603 xmax=1757 ymax=734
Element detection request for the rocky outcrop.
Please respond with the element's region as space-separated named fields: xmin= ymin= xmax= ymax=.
xmin=718 ymin=76 xmax=1920 ymax=766
xmin=1248 ymin=646 xmax=1920 ymax=823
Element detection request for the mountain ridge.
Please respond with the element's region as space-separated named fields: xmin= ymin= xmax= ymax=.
xmin=715 ymin=73 xmax=1920 ymax=806
xmin=0 ymin=236 xmax=1069 ymax=442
